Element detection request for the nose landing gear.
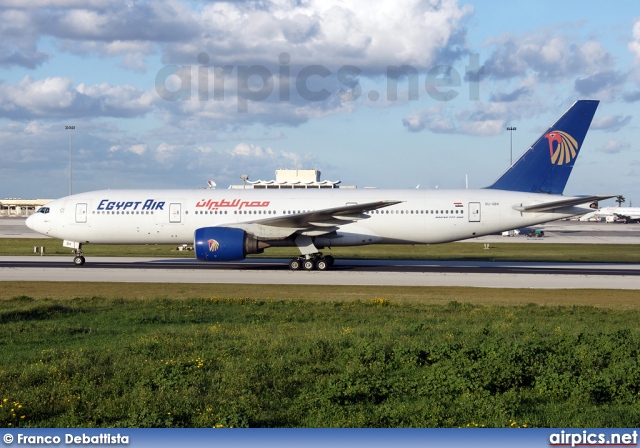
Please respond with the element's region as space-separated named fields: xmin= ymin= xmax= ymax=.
xmin=65 ymin=241 xmax=85 ymax=266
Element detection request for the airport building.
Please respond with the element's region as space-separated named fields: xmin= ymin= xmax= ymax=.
xmin=0 ymin=199 xmax=52 ymax=217
xmin=227 ymin=169 xmax=355 ymax=189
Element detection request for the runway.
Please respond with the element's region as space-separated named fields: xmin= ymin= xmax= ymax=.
xmin=1 ymin=256 xmax=639 ymax=289
xmin=1 ymin=217 xmax=639 ymax=289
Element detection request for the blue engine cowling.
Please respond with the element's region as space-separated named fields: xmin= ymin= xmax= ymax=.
xmin=194 ymin=227 xmax=265 ymax=261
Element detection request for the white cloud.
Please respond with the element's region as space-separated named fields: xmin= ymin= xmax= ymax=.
xmin=600 ymin=138 xmax=630 ymax=154
xmin=156 ymin=143 xmax=176 ymax=153
xmin=629 ymin=18 xmax=640 ymax=64
xmin=0 ymin=0 xmax=120 ymax=8
xmin=0 ymin=0 xmax=475 ymax=124
xmin=130 ymin=144 xmax=147 ymax=155
xmin=0 ymin=76 xmax=155 ymax=119
xmin=58 ymin=9 xmax=109 ymax=38
xmin=229 ymin=143 xmax=274 ymax=158
xmin=403 ymin=107 xmax=456 ymax=133
xmin=1 ymin=76 xmax=75 ymax=112
xmin=195 ymin=145 xmax=213 ymax=154
xmin=168 ymin=0 xmax=473 ymax=71
xmin=591 ymin=115 xmax=632 ymax=132
xmin=0 ymin=1 xmax=196 ymax=70
xmin=226 ymin=143 xmax=309 ymax=171
xmin=403 ymin=102 xmax=510 ymax=136
xmin=574 ymin=71 xmax=626 ymax=100
xmin=484 ymin=32 xmax=612 ymax=81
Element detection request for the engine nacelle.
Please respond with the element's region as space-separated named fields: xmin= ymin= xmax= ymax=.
xmin=194 ymin=227 xmax=267 ymax=261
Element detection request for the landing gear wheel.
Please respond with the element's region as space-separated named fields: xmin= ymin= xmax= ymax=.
xmin=73 ymin=255 xmax=85 ymax=266
xmin=323 ymin=255 xmax=335 ymax=267
xmin=289 ymin=258 xmax=302 ymax=270
xmin=303 ymin=259 xmax=316 ymax=271
xmin=316 ymin=258 xmax=329 ymax=271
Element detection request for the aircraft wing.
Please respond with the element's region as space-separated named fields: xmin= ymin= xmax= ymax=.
xmin=228 ymin=200 xmax=403 ymax=239
xmin=512 ymin=195 xmax=618 ymax=213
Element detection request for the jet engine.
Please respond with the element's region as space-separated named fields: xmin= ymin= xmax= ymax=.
xmin=194 ymin=227 xmax=268 ymax=261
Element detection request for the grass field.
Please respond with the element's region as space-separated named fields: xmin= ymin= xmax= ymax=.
xmin=3 ymin=238 xmax=640 ymax=263
xmin=2 ymin=236 xmax=639 ymax=428
xmin=1 ymin=283 xmax=640 ymax=308
xmin=1 ymin=283 xmax=640 ymax=428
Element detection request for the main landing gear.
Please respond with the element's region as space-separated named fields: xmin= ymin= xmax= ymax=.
xmin=289 ymin=253 xmax=335 ymax=271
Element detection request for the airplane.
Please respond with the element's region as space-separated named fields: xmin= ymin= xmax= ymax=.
xmin=579 ymin=206 xmax=640 ymax=223
xmin=26 ymin=100 xmax=616 ymax=270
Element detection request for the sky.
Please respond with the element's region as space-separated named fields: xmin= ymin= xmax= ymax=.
xmin=1 ymin=0 xmax=639 ymax=206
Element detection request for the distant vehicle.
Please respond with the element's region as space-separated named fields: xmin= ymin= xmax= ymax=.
xmin=501 ymin=229 xmax=520 ymax=237
xmin=527 ymin=229 xmax=545 ymax=238
xmin=26 ymin=100 xmax=613 ymax=269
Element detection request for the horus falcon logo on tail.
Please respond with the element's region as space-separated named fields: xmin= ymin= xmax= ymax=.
xmin=545 ymin=130 xmax=579 ymax=165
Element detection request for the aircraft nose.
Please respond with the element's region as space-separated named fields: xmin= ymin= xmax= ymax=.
xmin=25 ymin=213 xmax=43 ymax=232
xmin=25 ymin=213 xmax=36 ymax=230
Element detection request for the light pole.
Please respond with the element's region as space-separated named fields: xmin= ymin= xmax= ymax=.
xmin=66 ymin=125 xmax=75 ymax=194
xmin=240 ymin=174 xmax=249 ymax=189
xmin=507 ymin=126 xmax=516 ymax=166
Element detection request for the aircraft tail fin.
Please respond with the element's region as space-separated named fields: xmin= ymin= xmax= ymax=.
xmin=486 ymin=100 xmax=599 ymax=195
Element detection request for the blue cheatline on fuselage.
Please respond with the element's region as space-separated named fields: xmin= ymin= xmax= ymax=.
xmin=486 ymin=100 xmax=599 ymax=195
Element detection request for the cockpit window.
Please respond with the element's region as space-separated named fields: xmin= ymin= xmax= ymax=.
xmin=37 ymin=207 xmax=50 ymax=214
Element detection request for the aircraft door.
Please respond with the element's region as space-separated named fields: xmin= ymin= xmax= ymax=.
xmin=468 ymin=202 xmax=481 ymax=222
xmin=75 ymin=203 xmax=87 ymax=223
xmin=169 ymin=203 xmax=181 ymax=223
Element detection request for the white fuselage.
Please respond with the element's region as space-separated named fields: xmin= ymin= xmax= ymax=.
xmin=26 ymin=188 xmax=592 ymax=248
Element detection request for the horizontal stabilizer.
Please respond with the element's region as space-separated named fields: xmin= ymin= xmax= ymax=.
xmin=513 ymin=195 xmax=618 ymax=213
